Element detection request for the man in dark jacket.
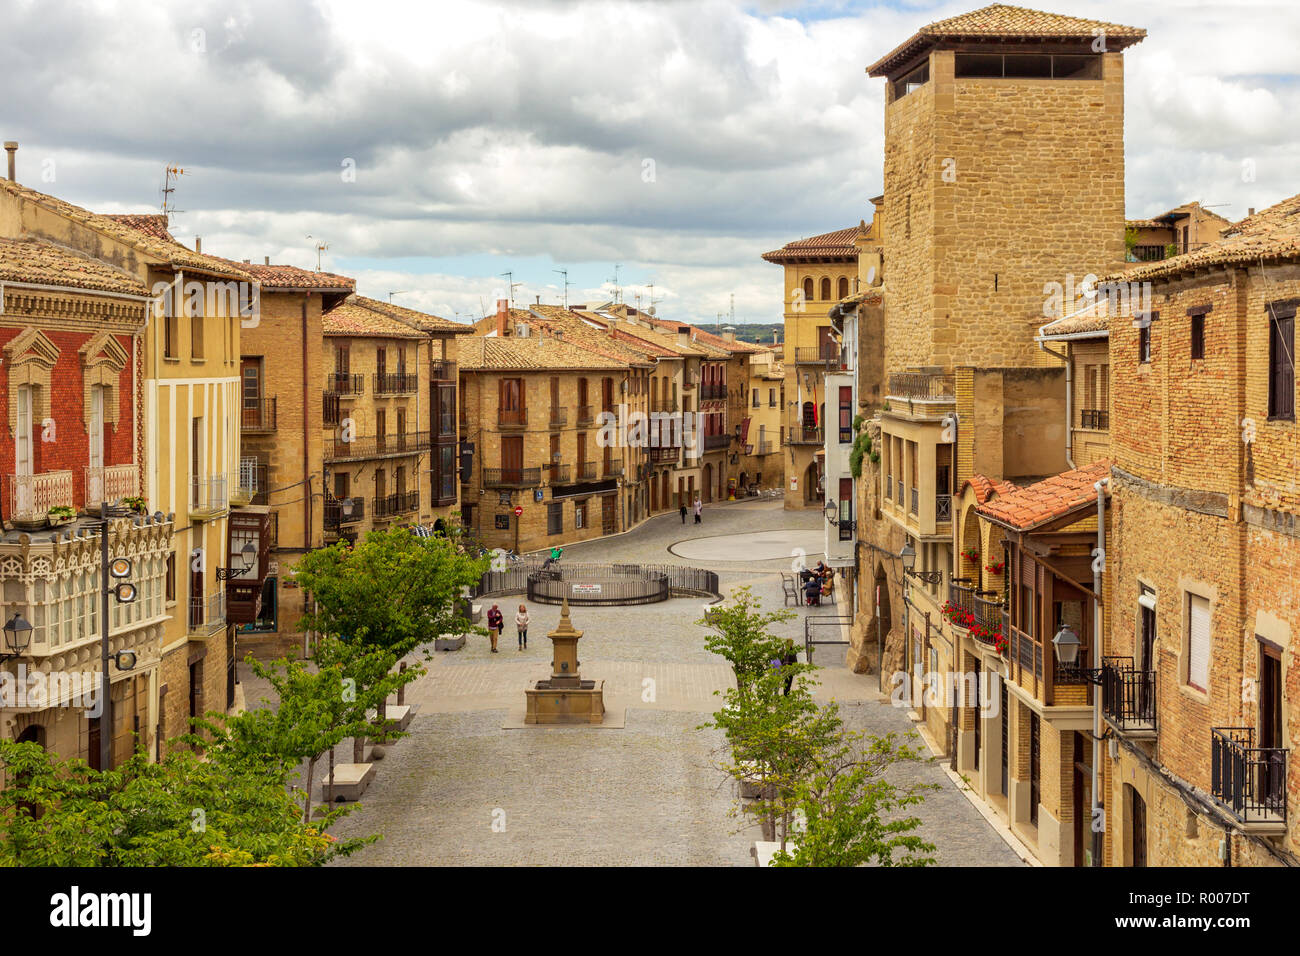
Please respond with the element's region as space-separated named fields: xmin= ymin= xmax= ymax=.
xmin=486 ymin=604 xmax=503 ymax=653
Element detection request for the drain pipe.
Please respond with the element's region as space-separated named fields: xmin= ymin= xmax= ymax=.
xmin=1037 ymin=321 xmax=1073 ymax=468
xmin=1091 ymin=475 xmax=1109 ymax=866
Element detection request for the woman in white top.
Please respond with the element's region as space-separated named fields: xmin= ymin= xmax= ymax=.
xmin=516 ymin=604 xmax=530 ymax=650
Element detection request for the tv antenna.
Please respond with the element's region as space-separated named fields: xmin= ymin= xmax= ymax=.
xmin=647 ymin=281 xmax=659 ymax=316
xmin=306 ymin=235 xmax=329 ymax=272
xmin=499 ymin=271 xmax=522 ymax=307
xmin=553 ymin=268 xmax=571 ymax=310
xmin=608 ymin=263 xmax=622 ymax=304
xmin=161 ymin=165 xmax=187 ymax=222
xmin=388 ymin=291 xmax=410 ymax=303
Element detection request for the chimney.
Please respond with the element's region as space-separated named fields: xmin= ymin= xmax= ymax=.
xmin=195 ymin=237 xmax=202 ymax=254
xmin=495 ymin=298 xmax=509 ymax=337
xmin=1248 ymin=207 xmax=1255 ymax=217
xmin=535 ymin=294 xmax=540 ymax=305
xmin=264 ymin=256 xmax=270 ymax=265
xmin=3 ymin=142 xmax=16 ymax=182
xmin=772 ymin=332 xmax=778 ymax=345
xmin=722 ymin=330 xmax=736 ymax=343
xmin=677 ymin=325 xmax=690 ymax=347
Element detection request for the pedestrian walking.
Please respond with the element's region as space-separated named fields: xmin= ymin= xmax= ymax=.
xmin=679 ymin=502 xmax=688 ymax=524
xmin=516 ymin=603 xmax=530 ymax=650
xmin=780 ymin=640 xmax=799 ymax=696
xmin=487 ymin=604 xmax=503 ymax=653
xmin=693 ymin=497 xmax=702 ymax=524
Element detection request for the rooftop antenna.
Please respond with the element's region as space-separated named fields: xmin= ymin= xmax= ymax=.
xmin=553 ymin=268 xmax=571 ymax=310
xmin=499 ymin=271 xmax=522 ymax=307
xmin=306 ymin=235 xmax=329 ymax=272
xmin=647 ymin=281 xmax=659 ymax=317
xmin=717 ymin=313 xmax=724 ymax=336
xmin=161 ymin=165 xmax=187 ymax=223
xmin=729 ymin=292 xmax=735 ymax=327
xmin=388 ymin=291 xmax=410 ymax=303
xmin=608 ymin=263 xmax=622 ymax=304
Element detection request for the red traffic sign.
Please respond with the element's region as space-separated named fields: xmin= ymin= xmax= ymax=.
xmin=513 ymin=506 xmax=524 ymax=517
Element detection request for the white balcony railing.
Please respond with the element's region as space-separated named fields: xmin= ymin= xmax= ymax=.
xmin=188 ymin=590 xmax=226 ymax=634
xmin=84 ymin=464 xmax=138 ymax=508
xmin=9 ymin=470 xmax=74 ymax=523
xmin=190 ymin=475 xmax=228 ymax=517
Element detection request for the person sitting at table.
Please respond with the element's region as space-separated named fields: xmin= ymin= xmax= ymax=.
xmin=803 ymin=575 xmax=822 ymax=607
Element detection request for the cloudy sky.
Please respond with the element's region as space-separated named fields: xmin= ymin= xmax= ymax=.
xmin=3 ymin=0 xmax=1297 ymax=325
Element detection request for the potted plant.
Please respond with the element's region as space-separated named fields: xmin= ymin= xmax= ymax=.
xmin=959 ymin=548 xmax=980 ymax=564
xmin=985 ymin=560 xmax=1005 ymax=575
xmin=121 ymin=495 xmax=148 ymax=515
xmin=47 ymin=505 xmax=76 ymax=527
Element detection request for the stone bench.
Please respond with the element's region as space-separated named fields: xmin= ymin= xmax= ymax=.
xmin=366 ymin=705 xmax=413 ymax=736
xmin=320 ymin=763 xmax=375 ymax=802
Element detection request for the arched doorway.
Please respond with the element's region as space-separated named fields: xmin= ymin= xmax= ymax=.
xmin=703 ymin=463 xmax=713 ymax=503
xmin=15 ymin=725 xmax=43 ymax=747
xmin=433 ymin=518 xmax=446 ymax=536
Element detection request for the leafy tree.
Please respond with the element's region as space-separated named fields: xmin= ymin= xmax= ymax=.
xmin=0 ymin=740 xmax=372 ymax=866
xmin=698 ymin=586 xmax=795 ymax=689
xmin=203 ymin=638 xmax=421 ymax=822
xmin=294 ymin=526 xmax=487 ymax=659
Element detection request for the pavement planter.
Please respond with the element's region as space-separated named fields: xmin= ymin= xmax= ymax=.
xmin=435 ymin=635 xmax=467 ymax=652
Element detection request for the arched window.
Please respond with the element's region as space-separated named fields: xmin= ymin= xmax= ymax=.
xmin=838 ymin=276 xmax=849 ymax=299
xmin=802 ymin=277 xmax=814 ymax=302
xmin=820 ymin=277 xmax=831 ymax=301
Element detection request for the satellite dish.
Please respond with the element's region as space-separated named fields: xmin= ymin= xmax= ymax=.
xmin=865 ymin=266 xmax=877 ymax=286
xmin=647 ymin=306 xmax=656 ymax=316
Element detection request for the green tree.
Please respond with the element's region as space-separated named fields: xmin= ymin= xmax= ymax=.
xmin=698 ymin=586 xmax=795 ymax=689
xmin=294 ymin=526 xmax=487 ymax=658
xmin=0 ymin=740 xmax=372 ymax=866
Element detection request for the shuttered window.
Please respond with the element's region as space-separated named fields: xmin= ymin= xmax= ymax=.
xmin=1267 ymin=302 xmax=1295 ymax=421
xmin=1187 ymin=593 xmax=1210 ymax=692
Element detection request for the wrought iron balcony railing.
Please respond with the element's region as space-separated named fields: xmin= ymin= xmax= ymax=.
xmin=429 ymin=360 xmax=457 ymax=381
xmin=324 ymin=497 xmax=365 ymax=528
xmin=887 ymin=371 xmax=955 ymax=401
xmin=327 ymin=372 xmax=364 ymax=395
xmin=1100 ymin=656 xmax=1156 ymax=735
xmin=483 ymin=467 xmax=542 ymax=488
xmin=577 ymin=405 xmax=594 ymax=425
xmin=372 ymin=490 xmax=419 ymax=518
xmin=549 ymin=407 xmax=567 ymax=428
xmin=544 ymin=463 xmax=571 ymax=484
xmin=603 ymin=460 xmax=624 ymax=478
xmin=704 ymin=434 xmax=731 ymax=451
xmin=374 ymin=372 xmax=418 ymax=395
xmin=701 ymin=384 xmax=727 ymax=401
xmin=788 ymin=426 xmax=823 ymax=445
xmin=578 ymin=460 xmax=598 ymax=480
xmin=1211 ymin=727 xmax=1287 ymax=827
xmin=241 ymin=398 xmax=277 ymax=431
xmin=794 ymin=346 xmax=838 ymax=365
xmin=328 ymin=432 xmax=432 ymax=462
xmin=498 ymin=408 xmax=528 ymax=429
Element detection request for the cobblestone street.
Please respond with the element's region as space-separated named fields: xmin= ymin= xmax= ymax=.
xmin=242 ymin=499 xmax=1026 ymax=866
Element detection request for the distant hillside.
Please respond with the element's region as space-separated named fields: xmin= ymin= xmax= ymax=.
xmin=730 ymin=322 xmax=783 ymax=345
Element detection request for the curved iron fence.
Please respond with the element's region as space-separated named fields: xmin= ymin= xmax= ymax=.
xmin=469 ymin=561 xmax=719 ymax=603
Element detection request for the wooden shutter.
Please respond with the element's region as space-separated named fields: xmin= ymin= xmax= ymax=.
xmin=1188 ymin=594 xmax=1210 ymax=691
xmin=1269 ymin=307 xmax=1295 ymax=419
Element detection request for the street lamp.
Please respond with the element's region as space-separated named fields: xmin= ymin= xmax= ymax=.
xmin=2 ymin=613 xmax=32 ymax=659
xmin=899 ymin=542 xmax=916 ymax=572
xmin=1051 ymin=624 xmax=1082 ymax=666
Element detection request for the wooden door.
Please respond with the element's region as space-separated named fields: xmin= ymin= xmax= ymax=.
xmin=501 ymin=435 xmax=523 ymax=484
xmin=1130 ymin=786 xmax=1147 ymax=867
xmin=1000 ymin=680 xmax=1009 ymax=796
xmin=601 ymin=494 xmax=615 ymax=534
xmin=1260 ymin=642 xmax=1285 ymax=804
xmin=240 ymin=358 xmax=261 ymax=427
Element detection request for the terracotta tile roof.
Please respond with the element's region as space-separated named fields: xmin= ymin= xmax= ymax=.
xmin=642 ymin=317 xmax=769 ymax=354
xmin=1039 ymin=296 xmax=1110 ymax=339
xmin=761 ymin=226 xmax=860 ymax=263
xmin=227 ymin=259 xmax=355 ymax=292
xmin=102 ymin=214 xmax=174 ymax=241
xmin=0 ymin=181 xmax=254 ymax=281
xmin=345 ymin=294 xmax=468 ymax=333
xmin=0 ymin=237 xmax=148 ymax=296
xmin=963 ymin=473 xmax=1019 ymax=504
xmin=867 ymin=4 xmax=1146 ymax=76
xmin=975 ymin=460 xmax=1111 ymax=531
xmin=1126 ymin=219 xmax=1165 ymax=231
xmin=323 ymin=295 xmax=429 ymax=339
xmin=1110 ymin=192 xmax=1300 ymax=284
xmin=522 ymin=307 xmax=660 ymax=365
xmin=457 ymin=335 xmax=630 ymax=373
xmin=834 ymin=287 xmax=884 ymax=309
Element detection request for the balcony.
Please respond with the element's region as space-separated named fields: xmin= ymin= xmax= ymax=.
xmin=887 ymin=371 xmax=955 ymax=402
xmin=323 ymin=392 xmax=342 ymax=426
xmin=704 ymin=434 xmax=731 ymax=451
xmin=498 ymin=408 xmax=528 ymax=430
xmin=909 ymin=487 xmax=918 ymax=515
xmin=701 ymin=384 xmax=727 ymax=401
xmin=1100 ymin=656 xmax=1156 ymax=737
xmin=84 ymin=464 xmax=137 ymax=509
xmin=327 ymin=432 xmax=431 ymax=462
xmin=544 ymin=463 xmax=572 ymax=484
xmin=230 ymin=458 xmax=265 ymax=507
xmin=323 ymin=497 xmax=365 ymax=529
xmin=936 ymin=493 xmax=952 ymax=522
xmin=190 ymin=475 xmax=228 ymax=520
xmin=1211 ymin=728 xmax=1288 ymax=831
xmin=649 ymin=447 xmax=679 ymax=464
xmin=327 ymin=372 xmax=365 ymax=395
xmin=549 ymin=408 xmax=567 ymax=429
xmin=651 ymin=400 xmax=678 ymax=413
xmin=577 ymin=405 xmax=594 ymax=425
xmin=1080 ymin=408 xmax=1109 ymax=429
xmin=374 ymin=371 xmax=417 ymax=395
xmin=795 ymin=346 xmax=838 ymax=367
xmin=8 ymin=470 xmax=74 ymax=525
xmin=578 ymin=460 xmax=598 ymax=480
xmin=188 ymin=590 xmax=226 ymax=637
xmin=948 ymin=581 xmax=1003 ymax=646
xmin=372 ymin=490 xmax=419 ymax=519
xmin=603 ymin=460 xmax=624 ymax=478
xmin=241 ymin=398 xmax=277 ymax=432
xmin=483 ymin=467 xmax=542 ymax=488
xmin=755 ymin=441 xmax=774 ymax=456
xmin=788 ymin=426 xmax=824 ymax=445
xmin=429 ymin=360 xmax=457 ymax=381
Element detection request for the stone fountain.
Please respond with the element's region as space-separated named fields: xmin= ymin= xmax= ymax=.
xmin=524 ymin=598 xmax=605 ymax=724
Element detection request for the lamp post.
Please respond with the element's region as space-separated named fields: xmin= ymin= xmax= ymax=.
xmin=2 ymin=613 xmax=32 ymax=660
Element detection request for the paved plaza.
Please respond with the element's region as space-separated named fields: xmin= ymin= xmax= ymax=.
xmin=242 ymin=498 xmax=1027 ymax=866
